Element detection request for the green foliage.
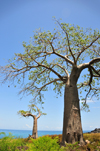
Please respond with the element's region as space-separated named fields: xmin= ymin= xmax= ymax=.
xmin=28 ymin=104 xmax=37 ymax=112
xmin=17 ymin=110 xmax=28 ymax=116
xmin=81 ymin=102 xmax=90 ymax=112
xmin=18 ymin=103 xmax=46 ymax=118
xmin=41 ymin=112 xmax=47 ymax=115
xmin=63 ymin=142 xmax=79 ymax=151
xmin=1 ymin=133 xmax=100 ymax=151
xmin=0 ymin=132 xmax=6 ymax=136
xmin=27 ymin=136 xmax=60 ymax=151
xmin=0 ymin=133 xmax=25 ymax=151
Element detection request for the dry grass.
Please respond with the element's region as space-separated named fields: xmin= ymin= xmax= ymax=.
xmin=83 ymin=133 xmax=100 ymax=142
xmin=43 ymin=133 xmax=100 ymax=151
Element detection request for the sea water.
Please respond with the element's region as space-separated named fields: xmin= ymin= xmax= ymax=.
xmin=0 ymin=129 xmax=91 ymax=139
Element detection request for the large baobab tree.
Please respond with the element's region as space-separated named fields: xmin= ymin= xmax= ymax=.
xmin=18 ymin=104 xmax=46 ymax=139
xmin=0 ymin=19 xmax=100 ymax=145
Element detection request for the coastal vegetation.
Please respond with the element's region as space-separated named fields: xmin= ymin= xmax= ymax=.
xmin=0 ymin=19 xmax=100 ymax=145
xmin=0 ymin=132 xmax=100 ymax=151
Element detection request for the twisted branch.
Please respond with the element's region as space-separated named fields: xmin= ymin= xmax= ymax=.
xmin=76 ymin=35 xmax=100 ymax=62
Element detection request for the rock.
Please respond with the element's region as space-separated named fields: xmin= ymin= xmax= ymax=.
xmin=88 ymin=128 xmax=100 ymax=133
xmin=85 ymin=140 xmax=91 ymax=144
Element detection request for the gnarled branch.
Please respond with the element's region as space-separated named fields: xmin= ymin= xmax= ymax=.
xmin=48 ymin=41 xmax=74 ymax=65
xmin=55 ymin=20 xmax=76 ymax=64
xmin=76 ymin=35 xmax=100 ymax=62
xmin=23 ymin=113 xmax=36 ymax=118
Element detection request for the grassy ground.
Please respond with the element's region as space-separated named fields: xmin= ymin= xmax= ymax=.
xmin=0 ymin=132 xmax=100 ymax=151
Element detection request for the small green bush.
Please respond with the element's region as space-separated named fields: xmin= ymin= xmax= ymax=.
xmin=0 ymin=133 xmax=25 ymax=151
xmin=27 ymin=136 xmax=60 ymax=151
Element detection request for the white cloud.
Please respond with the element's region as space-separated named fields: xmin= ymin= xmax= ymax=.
xmin=26 ymin=124 xmax=32 ymax=129
xmin=80 ymin=99 xmax=96 ymax=103
xmin=87 ymin=100 xmax=94 ymax=103
xmin=90 ymin=126 xmax=93 ymax=128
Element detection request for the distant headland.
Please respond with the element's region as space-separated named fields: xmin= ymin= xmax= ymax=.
xmin=88 ymin=128 xmax=100 ymax=133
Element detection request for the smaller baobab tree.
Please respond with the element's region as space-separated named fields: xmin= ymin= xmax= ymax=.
xmin=18 ymin=104 xmax=46 ymax=139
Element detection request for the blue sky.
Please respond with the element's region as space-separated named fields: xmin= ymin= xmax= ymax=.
xmin=0 ymin=0 xmax=100 ymax=131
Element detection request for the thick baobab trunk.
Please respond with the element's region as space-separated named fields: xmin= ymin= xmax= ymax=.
xmin=32 ymin=116 xmax=38 ymax=139
xmin=62 ymin=67 xmax=85 ymax=145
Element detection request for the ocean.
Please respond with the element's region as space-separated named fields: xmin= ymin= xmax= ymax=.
xmin=0 ymin=129 xmax=91 ymax=139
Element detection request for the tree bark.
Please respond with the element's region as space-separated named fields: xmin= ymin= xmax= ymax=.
xmin=62 ymin=67 xmax=85 ymax=145
xmin=32 ymin=116 xmax=38 ymax=139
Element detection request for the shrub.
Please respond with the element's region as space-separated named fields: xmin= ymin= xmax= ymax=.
xmin=0 ymin=133 xmax=25 ymax=151
xmin=27 ymin=136 xmax=60 ymax=151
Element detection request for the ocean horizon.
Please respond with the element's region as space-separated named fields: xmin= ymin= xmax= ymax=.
xmin=0 ymin=129 xmax=92 ymax=139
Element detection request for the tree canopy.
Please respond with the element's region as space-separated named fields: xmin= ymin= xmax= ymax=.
xmin=18 ymin=104 xmax=46 ymax=118
xmin=1 ymin=19 xmax=100 ymax=106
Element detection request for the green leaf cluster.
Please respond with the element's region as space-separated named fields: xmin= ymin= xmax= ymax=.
xmin=17 ymin=110 xmax=28 ymax=115
xmin=0 ymin=133 xmax=25 ymax=151
xmin=81 ymin=102 xmax=90 ymax=112
xmin=27 ymin=136 xmax=60 ymax=151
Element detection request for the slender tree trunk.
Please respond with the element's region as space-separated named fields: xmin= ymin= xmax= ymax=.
xmin=32 ymin=116 xmax=38 ymax=139
xmin=62 ymin=67 xmax=85 ymax=145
